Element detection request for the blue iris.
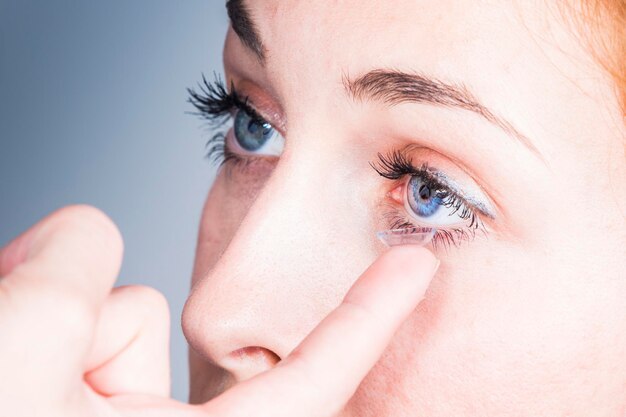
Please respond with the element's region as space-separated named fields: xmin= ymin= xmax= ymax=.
xmin=407 ymin=176 xmax=442 ymax=218
xmin=233 ymin=109 xmax=274 ymax=152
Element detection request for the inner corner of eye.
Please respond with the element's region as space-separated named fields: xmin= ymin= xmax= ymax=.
xmin=387 ymin=184 xmax=404 ymax=203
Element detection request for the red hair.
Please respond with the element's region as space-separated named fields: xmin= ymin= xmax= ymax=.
xmin=567 ymin=0 xmax=626 ymax=117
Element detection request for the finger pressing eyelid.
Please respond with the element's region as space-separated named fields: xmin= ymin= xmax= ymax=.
xmin=204 ymin=245 xmax=439 ymax=417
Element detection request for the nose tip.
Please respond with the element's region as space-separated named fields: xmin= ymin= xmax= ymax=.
xmin=183 ymin=302 xmax=285 ymax=383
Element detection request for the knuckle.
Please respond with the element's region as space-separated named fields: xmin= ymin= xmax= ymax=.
xmin=27 ymin=283 xmax=97 ymax=333
xmin=56 ymin=299 xmax=96 ymax=335
xmin=47 ymin=283 xmax=96 ymax=316
xmin=118 ymin=285 xmax=170 ymax=321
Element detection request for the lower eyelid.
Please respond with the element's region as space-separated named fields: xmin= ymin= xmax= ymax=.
xmin=383 ymin=207 xmax=484 ymax=251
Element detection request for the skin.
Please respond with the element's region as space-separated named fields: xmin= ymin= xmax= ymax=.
xmin=2 ymin=1 xmax=624 ymax=416
xmin=183 ymin=0 xmax=626 ymax=416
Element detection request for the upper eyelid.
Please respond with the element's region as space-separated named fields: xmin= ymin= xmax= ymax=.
xmin=228 ymin=88 xmax=288 ymax=138
xmin=238 ymin=96 xmax=286 ymax=137
xmin=419 ymin=167 xmax=496 ymax=220
xmin=228 ymin=87 xmax=266 ymax=121
xmin=226 ymin=75 xmax=288 ymax=131
xmin=186 ymin=75 xmax=273 ymax=127
xmin=410 ymin=170 xmax=492 ymax=222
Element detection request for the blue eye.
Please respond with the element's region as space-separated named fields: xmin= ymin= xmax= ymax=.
xmin=407 ymin=176 xmax=443 ymax=217
xmin=404 ymin=174 xmax=467 ymax=227
xmin=232 ymin=109 xmax=284 ymax=156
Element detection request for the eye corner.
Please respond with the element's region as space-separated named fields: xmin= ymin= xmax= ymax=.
xmin=387 ymin=183 xmax=405 ymax=204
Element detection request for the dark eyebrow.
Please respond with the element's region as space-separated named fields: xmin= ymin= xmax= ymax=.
xmin=226 ymin=0 xmax=265 ymax=63
xmin=344 ymin=69 xmax=544 ymax=162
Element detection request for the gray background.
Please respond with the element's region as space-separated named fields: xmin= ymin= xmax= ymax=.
xmin=0 ymin=1 xmax=227 ymax=402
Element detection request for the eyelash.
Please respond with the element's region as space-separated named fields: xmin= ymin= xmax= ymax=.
xmin=187 ymin=73 xmax=266 ymax=168
xmin=188 ymin=74 xmax=487 ymax=251
xmin=371 ymin=150 xmax=486 ymax=251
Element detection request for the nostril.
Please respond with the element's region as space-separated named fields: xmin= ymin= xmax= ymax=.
xmin=229 ymin=346 xmax=281 ymax=365
xmin=222 ymin=346 xmax=281 ymax=381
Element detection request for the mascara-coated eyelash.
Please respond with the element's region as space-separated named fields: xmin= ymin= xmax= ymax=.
xmin=371 ymin=149 xmax=487 ymax=251
xmin=187 ymin=73 xmax=266 ymax=167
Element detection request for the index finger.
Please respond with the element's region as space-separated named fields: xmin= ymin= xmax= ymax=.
xmin=206 ymin=245 xmax=440 ymax=417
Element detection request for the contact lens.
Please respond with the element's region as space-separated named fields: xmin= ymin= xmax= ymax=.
xmin=376 ymin=227 xmax=436 ymax=247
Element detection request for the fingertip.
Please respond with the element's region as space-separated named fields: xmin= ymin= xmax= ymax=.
xmin=383 ymin=244 xmax=438 ymax=264
xmin=377 ymin=244 xmax=440 ymax=282
xmin=41 ymin=204 xmax=124 ymax=255
xmin=34 ymin=204 xmax=125 ymax=277
xmin=1 ymin=205 xmax=125 ymax=309
xmin=226 ymin=246 xmax=440 ymax=417
xmin=342 ymin=244 xmax=440 ymax=323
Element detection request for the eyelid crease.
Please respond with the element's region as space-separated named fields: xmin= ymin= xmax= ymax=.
xmin=343 ymin=68 xmax=546 ymax=165
xmin=232 ymin=91 xmax=266 ymax=123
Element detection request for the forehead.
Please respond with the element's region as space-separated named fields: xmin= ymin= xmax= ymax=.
xmin=227 ymin=0 xmax=617 ymax=155
xmin=249 ymin=0 xmax=537 ymax=76
xmin=228 ymin=1 xmax=585 ymax=121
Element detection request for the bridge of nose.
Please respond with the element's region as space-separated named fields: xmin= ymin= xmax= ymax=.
xmin=183 ymin=148 xmax=377 ymax=383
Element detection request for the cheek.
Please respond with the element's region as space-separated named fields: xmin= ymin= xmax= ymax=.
xmin=349 ymin=241 xmax=626 ymax=416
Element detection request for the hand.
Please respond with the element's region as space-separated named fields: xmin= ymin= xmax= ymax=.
xmin=0 ymin=205 xmax=439 ymax=417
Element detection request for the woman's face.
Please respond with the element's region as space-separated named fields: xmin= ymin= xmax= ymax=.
xmin=182 ymin=1 xmax=626 ymax=415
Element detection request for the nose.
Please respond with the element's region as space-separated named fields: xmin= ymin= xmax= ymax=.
xmin=182 ymin=148 xmax=377 ymax=384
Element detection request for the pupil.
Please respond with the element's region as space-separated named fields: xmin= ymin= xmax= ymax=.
xmin=407 ymin=176 xmax=441 ymax=219
xmin=248 ymin=120 xmax=260 ymax=134
xmin=418 ymin=185 xmax=431 ymax=200
xmin=234 ymin=109 xmax=276 ymax=152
